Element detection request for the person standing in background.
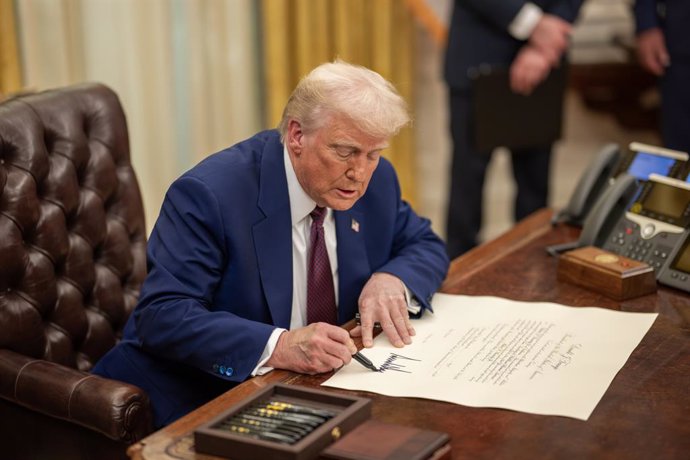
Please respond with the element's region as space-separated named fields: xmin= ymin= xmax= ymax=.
xmin=444 ymin=1 xmax=584 ymax=258
xmin=634 ymin=0 xmax=690 ymax=154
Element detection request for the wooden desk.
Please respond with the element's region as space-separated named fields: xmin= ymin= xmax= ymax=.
xmin=129 ymin=209 xmax=690 ymax=459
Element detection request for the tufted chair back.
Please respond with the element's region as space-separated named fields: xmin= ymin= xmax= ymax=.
xmin=0 ymin=83 xmax=152 ymax=459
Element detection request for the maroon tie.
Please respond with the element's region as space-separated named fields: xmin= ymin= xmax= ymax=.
xmin=307 ymin=206 xmax=337 ymax=324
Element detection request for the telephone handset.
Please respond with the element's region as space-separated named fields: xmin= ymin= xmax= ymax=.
xmin=551 ymin=143 xmax=621 ymax=226
xmin=577 ymin=173 xmax=640 ymax=248
xmin=546 ymin=173 xmax=639 ymax=256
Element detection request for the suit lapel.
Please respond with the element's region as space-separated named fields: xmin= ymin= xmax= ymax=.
xmin=335 ymin=208 xmax=370 ymax=324
xmin=253 ymin=135 xmax=292 ymax=329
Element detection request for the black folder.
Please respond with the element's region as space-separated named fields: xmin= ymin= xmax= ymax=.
xmin=470 ymin=65 xmax=567 ymax=152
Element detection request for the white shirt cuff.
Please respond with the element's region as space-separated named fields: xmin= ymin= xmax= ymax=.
xmin=251 ymin=328 xmax=286 ymax=376
xmin=403 ymin=284 xmax=422 ymax=316
xmin=509 ymin=3 xmax=543 ymax=40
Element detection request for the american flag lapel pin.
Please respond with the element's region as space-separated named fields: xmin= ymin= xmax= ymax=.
xmin=351 ymin=218 xmax=360 ymax=233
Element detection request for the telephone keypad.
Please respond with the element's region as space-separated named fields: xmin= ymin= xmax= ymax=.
xmin=602 ymin=219 xmax=679 ymax=271
xmin=622 ymin=239 xmax=662 ymax=264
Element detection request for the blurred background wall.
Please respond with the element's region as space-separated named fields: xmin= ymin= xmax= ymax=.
xmin=0 ymin=0 xmax=662 ymax=243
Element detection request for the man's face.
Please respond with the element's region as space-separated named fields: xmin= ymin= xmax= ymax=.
xmin=286 ymin=115 xmax=389 ymax=210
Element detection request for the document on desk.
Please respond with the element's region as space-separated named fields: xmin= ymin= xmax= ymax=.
xmin=323 ymin=294 xmax=657 ymax=420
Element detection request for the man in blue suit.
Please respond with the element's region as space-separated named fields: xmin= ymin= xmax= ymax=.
xmin=634 ymin=0 xmax=690 ymax=153
xmin=444 ymin=1 xmax=583 ymax=258
xmin=93 ymin=61 xmax=449 ymax=428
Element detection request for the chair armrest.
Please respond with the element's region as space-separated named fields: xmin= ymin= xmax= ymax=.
xmin=0 ymin=349 xmax=152 ymax=442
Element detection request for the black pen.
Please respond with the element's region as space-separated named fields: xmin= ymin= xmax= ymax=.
xmin=352 ymin=352 xmax=379 ymax=372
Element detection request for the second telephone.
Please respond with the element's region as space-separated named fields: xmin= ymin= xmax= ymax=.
xmin=599 ymin=174 xmax=690 ymax=271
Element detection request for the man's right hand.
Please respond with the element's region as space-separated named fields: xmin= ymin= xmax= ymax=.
xmin=529 ymin=14 xmax=572 ymax=66
xmin=266 ymin=323 xmax=357 ymax=374
xmin=636 ymin=27 xmax=670 ymax=76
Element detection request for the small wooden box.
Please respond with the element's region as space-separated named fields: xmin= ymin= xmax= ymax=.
xmin=557 ymin=246 xmax=657 ymax=300
xmin=194 ymin=383 xmax=371 ymax=460
xmin=320 ymin=419 xmax=451 ymax=460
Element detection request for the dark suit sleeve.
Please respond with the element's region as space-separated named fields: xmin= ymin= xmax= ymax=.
xmin=374 ymin=167 xmax=450 ymax=313
xmin=461 ymin=0 xmax=529 ymax=31
xmin=633 ymin=0 xmax=659 ymax=34
xmin=132 ymin=176 xmax=274 ymax=383
xmin=545 ymin=0 xmax=585 ymax=24
xmin=461 ymin=0 xmax=584 ymax=32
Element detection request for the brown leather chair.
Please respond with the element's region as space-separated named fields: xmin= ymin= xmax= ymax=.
xmin=0 ymin=83 xmax=153 ymax=459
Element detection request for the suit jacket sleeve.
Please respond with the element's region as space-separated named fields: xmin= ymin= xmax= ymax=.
xmin=461 ymin=0 xmax=584 ymax=32
xmin=460 ymin=0 xmax=530 ymax=32
xmin=545 ymin=0 xmax=585 ymax=24
xmin=132 ymin=175 xmax=274 ymax=383
xmin=633 ymin=0 xmax=659 ymax=34
xmin=373 ymin=163 xmax=450 ymax=313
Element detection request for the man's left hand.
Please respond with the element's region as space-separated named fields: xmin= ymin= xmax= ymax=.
xmin=510 ymin=46 xmax=552 ymax=95
xmin=529 ymin=14 xmax=572 ymax=66
xmin=350 ymin=273 xmax=415 ymax=348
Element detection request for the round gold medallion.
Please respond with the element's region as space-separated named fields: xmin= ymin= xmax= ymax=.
xmin=595 ymin=254 xmax=619 ymax=264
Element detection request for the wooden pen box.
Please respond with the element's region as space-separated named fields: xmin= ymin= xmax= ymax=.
xmin=557 ymin=246 xmax=657 ymax=300
xmin=194 ymin=383 xmax=371 ymax=460
xmin=320 ymin=419 xmax=451 ymax=460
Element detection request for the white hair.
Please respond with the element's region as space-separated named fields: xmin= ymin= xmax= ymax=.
xmin=278 ymin=60 xmax=410 ymax=141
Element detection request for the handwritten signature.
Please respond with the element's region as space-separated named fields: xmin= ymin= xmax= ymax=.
xmin=379 ymin=353 xmax=421 ymax=373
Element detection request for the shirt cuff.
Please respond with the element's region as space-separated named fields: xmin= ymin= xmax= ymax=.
xmin=251 ymin=327 xmax=287 ymax=376
xmin=403 ymin=284 xmax=422 ymax=316
xmin=509 ymin=3 xmax=543 ymax=40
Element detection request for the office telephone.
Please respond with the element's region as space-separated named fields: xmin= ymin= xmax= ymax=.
xmin=553 ymin=142 xmax=689 ymax=227
xmin=599 ymin=174 xmax=690 ymax=274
